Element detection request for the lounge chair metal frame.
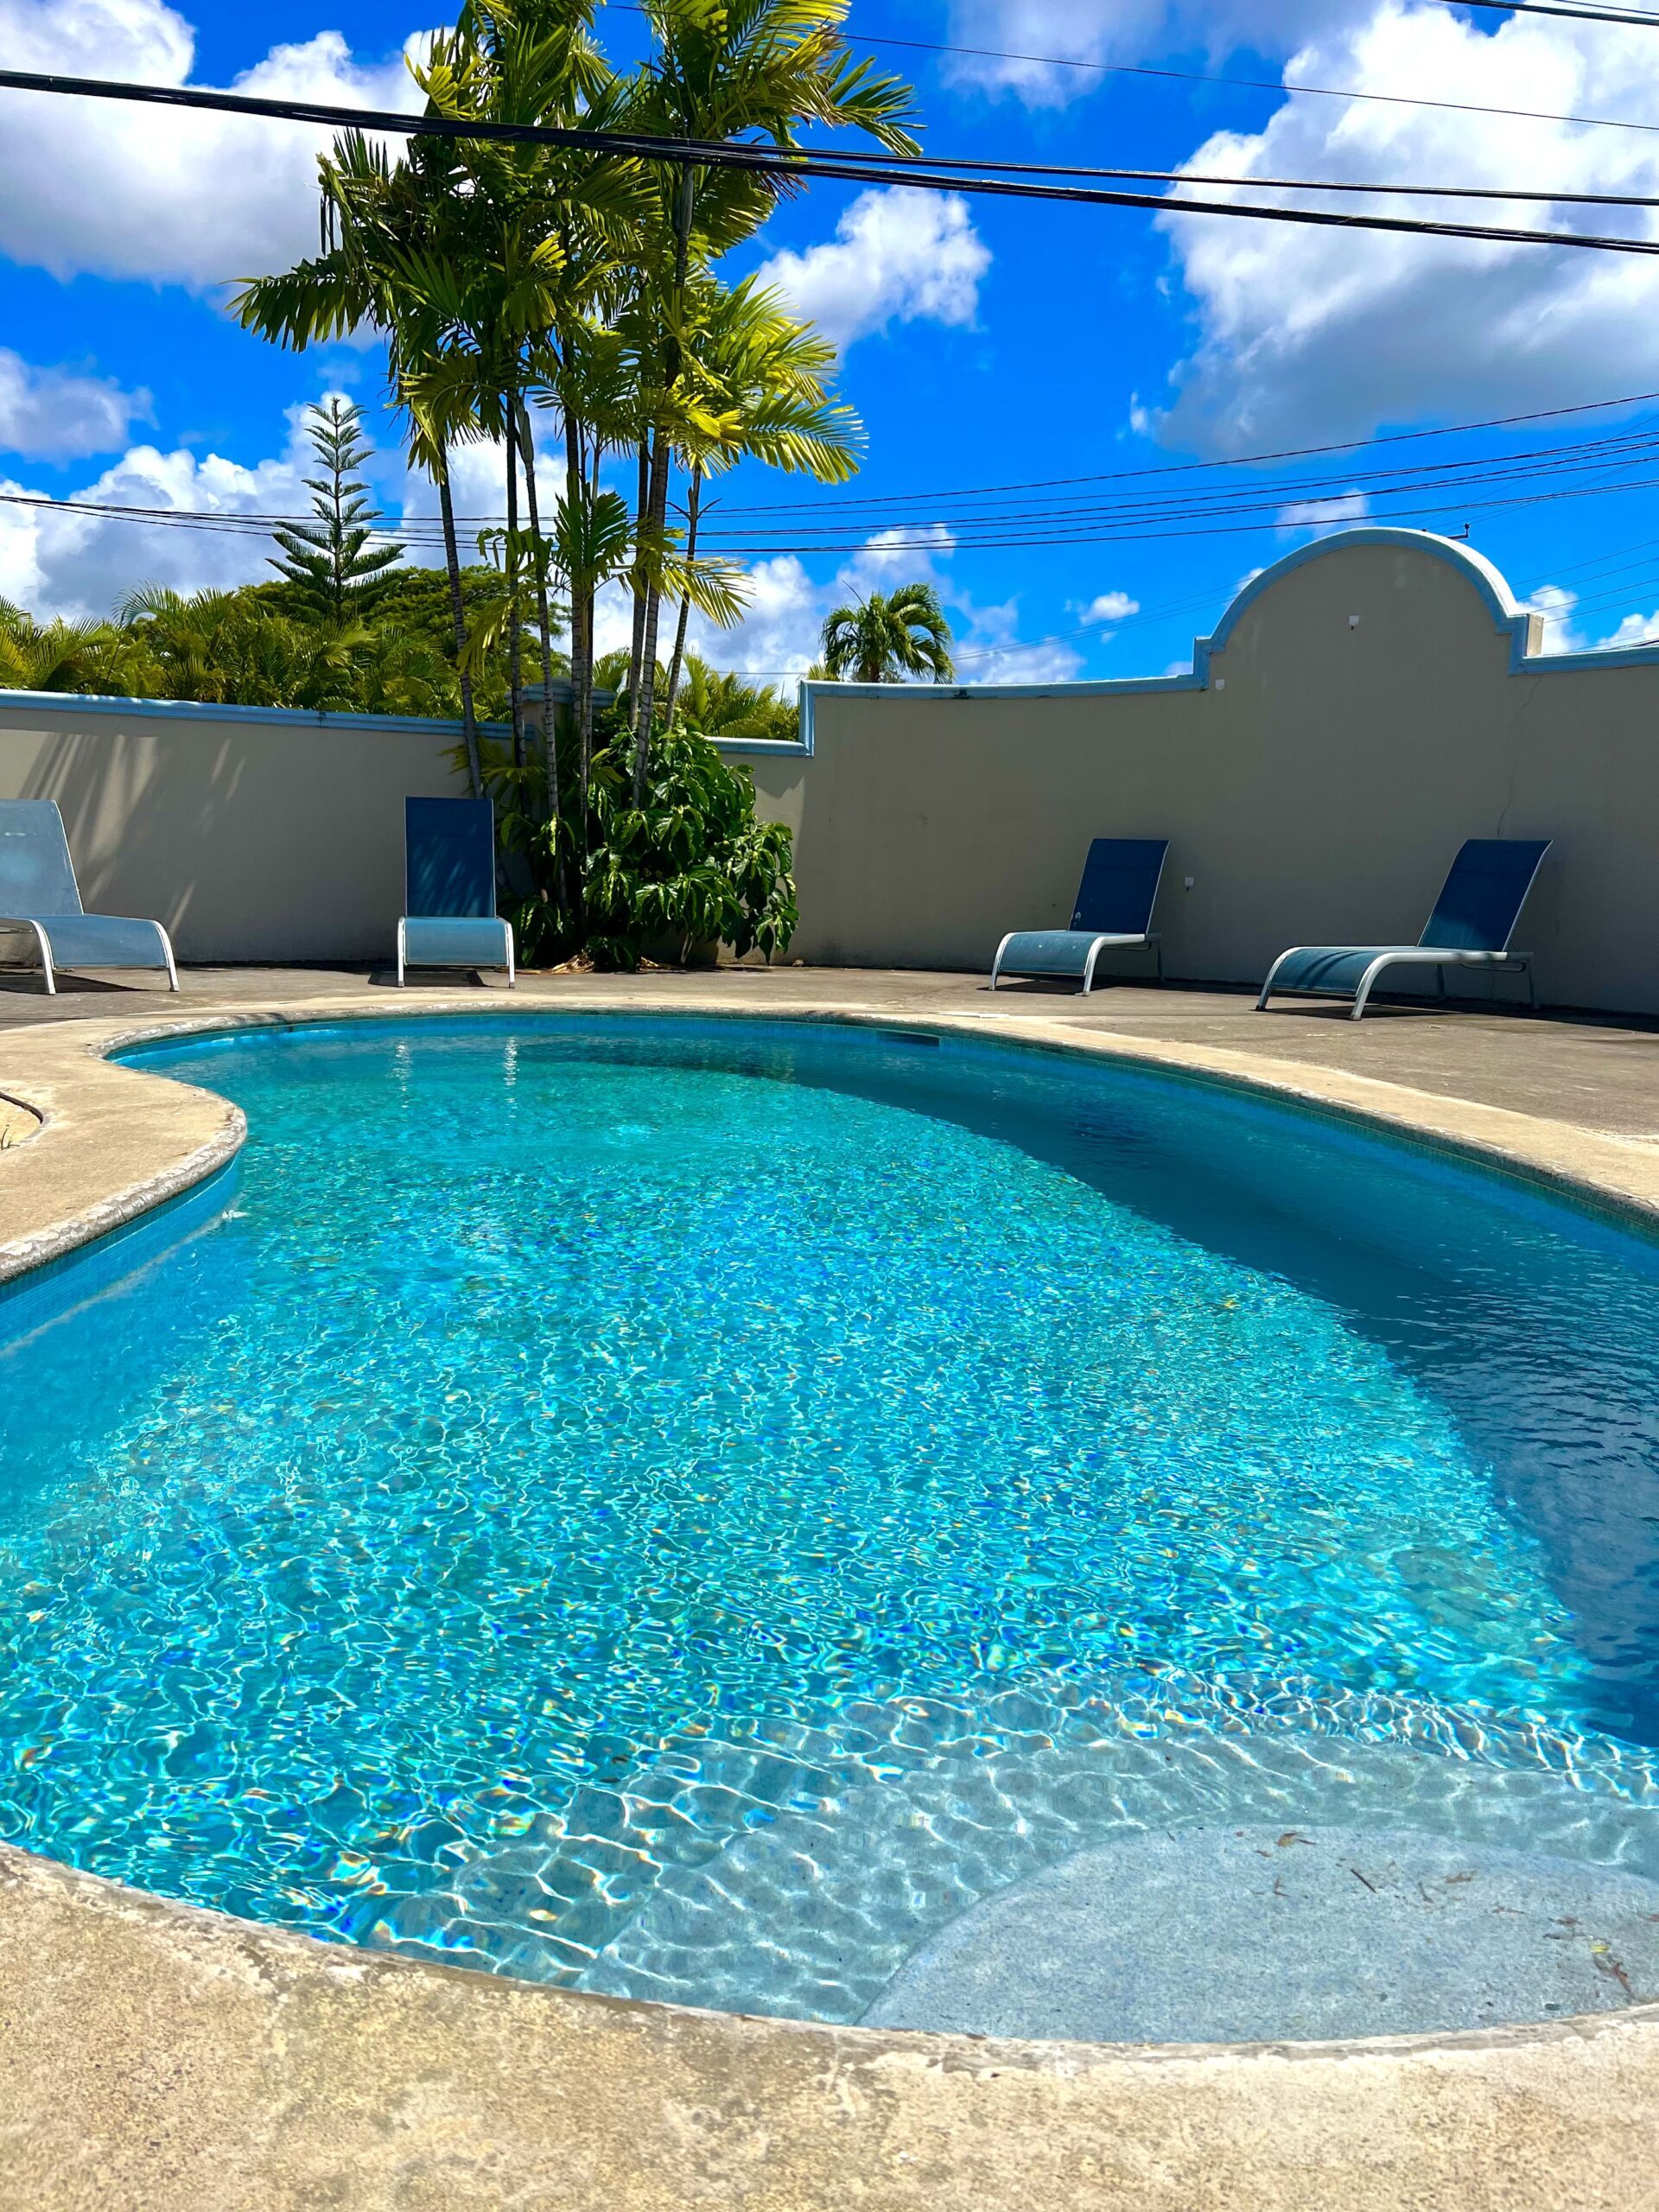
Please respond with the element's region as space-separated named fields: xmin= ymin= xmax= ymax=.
xmin=397 ymin=797 xmax=515 ymax=988
xmin=396 ymin=912 xmax=516 ymax=989
xmin=992 ymin=928 xmax=1164 ymax=995
xmin=1256 ymin=839 xmax=1550 ymax=1021
xmin=990 ymin=838 xmax=1171 ymax=996
xmin=0 ymin=800 xmax=179 ymax=995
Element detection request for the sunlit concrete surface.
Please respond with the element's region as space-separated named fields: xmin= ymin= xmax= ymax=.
xmin=3 ymin=964 xmax=1658 ymax=2210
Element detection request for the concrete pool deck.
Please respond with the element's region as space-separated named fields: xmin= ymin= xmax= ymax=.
xmin=2 ymin=962 xmax=1659 ymax=2210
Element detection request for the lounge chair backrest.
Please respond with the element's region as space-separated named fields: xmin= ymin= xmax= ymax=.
xmin=0 ymin=800 xmax=84 ymax=918
xmin=1071 ymin=837 xmax=1170 ymax=937
xmin=1419 ymin=838 xmax=1550 ymax=953
xmin=405 ymin=798 xmax=497 ymax=919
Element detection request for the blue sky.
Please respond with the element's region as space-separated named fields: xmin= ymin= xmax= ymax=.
xmin=6 ymin=0 xmax=1659 ymax=685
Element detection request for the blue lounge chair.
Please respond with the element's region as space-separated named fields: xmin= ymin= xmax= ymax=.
xmin=1257 ymin=837 xmax=1550 ymax=1021
xmin=991 ymin=837 xmax=1169 ymax=995
xmin=397 ymin=797 xmax=514 ymax=987
xmin=0 ymin=798 xmax=177 ymax=995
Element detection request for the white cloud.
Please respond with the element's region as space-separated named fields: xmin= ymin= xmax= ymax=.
xmin=1277 ymin=488 xmax=1372 ymax=537
xmin=941 ymin=0 xmax=1359 ymax=107
xmin=669 ymin=524 xmax=1071 ymax=689
xmin=677 ymin=553 xmax=825 ymax=683
xmin=948 ymin=587 xmax=1083 ymax=681
xmin=1153 ymin=4 xmax=1659 ymax=451
xmin=753 ymin=188 xmax=990 ymax=353
xmin=1074 ymin=588 xmax=1139 ymax=625
xmin=0 ymin=349 xmax=152 ymax=459
xmin=955 ymin=635 xmax=1084 ymax=683
xmin=1598 ymin=606 xmax=1659 ymax=647
xmin=0 ymin=406 xmax=332 ymax=618
xmin=840 ymin=522 xmax=957 ymax=588
xmin=1522 ymin=582 xmax=1584 ymax=655
xmin=1522 ymin=580 xmax=1659 ymax=654
xmin=0 ymin=0 xmax=421 ymax=290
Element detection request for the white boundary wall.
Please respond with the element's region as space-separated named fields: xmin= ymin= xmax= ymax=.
xmin=743 ymin=530 xmax=1659 ymax=1017
xmin=2 ymin=531 xmax=1656 ymax=1011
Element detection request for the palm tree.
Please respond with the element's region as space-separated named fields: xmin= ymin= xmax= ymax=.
xmin=0 ymin=601 xmax=131 ymax=695
xmin=658 ymin=276 xmax=861 ymax=721
xmin=232 ymin=128 xmax=493 ymax=793
xmin=397 ymin=0 xmax=645 ymax=811
xmin=620 ymin=0 xmax=918 ymax=791
xmin=819 ymin=584 xmax=955 ymax=683
xmin=672 ymin=655 xmax=797 ymax=741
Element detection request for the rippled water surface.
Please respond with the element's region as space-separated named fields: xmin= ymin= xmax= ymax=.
xmin=2 ymin=1015 xmax=1657 ymax=2018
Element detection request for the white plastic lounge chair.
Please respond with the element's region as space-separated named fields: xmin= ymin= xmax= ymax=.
xmin=991 ymin=838 xmax=1170 ymax=995
xmin=397 ymin=797 xmax=515 ymax=987
xmin=0 ymin=798 xmax=178 ymax=995
xmin=1257 ymin=838 xmax=1550 ymax=1021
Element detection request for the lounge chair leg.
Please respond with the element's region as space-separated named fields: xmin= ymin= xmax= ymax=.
xmin=505 ymin=926 xmax=517 ymax=990
xmin=29 ymin=920 xmax=55 ymax=996
xmin=155 ymin=923 xmax=180 ymax=993
xmin=397 ymin=921 xmax=407 ymax=988
xmin=1351 ymin=953 xmax=1395 ymax=1021
xmin=989 ymin=932 xmax=1014 ymax=991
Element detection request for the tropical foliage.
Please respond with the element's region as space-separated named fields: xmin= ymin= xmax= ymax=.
xmin=474 ymin=712 xmax=797 ymax=969
xmin=231 ymin=0 xmax=915 ymax=962
xmin=0 ymin=567 xmax=540 ymax=720
xmin=820 ymin=582 xmax=955 ymax=683
xmin=672 ymin=654 xmax=798 ymax=743
xmin=0 ymin=602 xmax=130 ymax=695
xmin=3 ymin=1 xmax=914 ymax=969
xmin=592 ymin=647 xmax=797 ymax=743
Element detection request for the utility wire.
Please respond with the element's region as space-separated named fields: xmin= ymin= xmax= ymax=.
xmin=12 ymin=424 xmax=1655 ymax=543
xmin=711 ymin=417 xmax=1659 ymax=520
xmin=14 ymin=459 xmax=1659 ymax=552
xmin=10 ymin=418 xmax=1659 ymax=544
xmin=1454 ymin=0 xmax=1659 ymax=25
xmin=700 ymin=434 xmax=1659 ymax=542
xmin=704 ymin=469 xmax=1659 ymax=550
xmin=703 ymin=390 xmax=1659 ymax=515
xmin=678 ymin=136 xmax=1659 ymax=207
xmin=3 ymin=68 xmax=1659 ymax=256
xmin=813 ymin=12 xmax=1659 ymax=142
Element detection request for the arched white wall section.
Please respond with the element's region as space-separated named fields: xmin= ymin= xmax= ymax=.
xmin=796 ymin=525 xmax=1659 ymax=751
xmin=1191 ymin=528 xmax=1537 ymax=676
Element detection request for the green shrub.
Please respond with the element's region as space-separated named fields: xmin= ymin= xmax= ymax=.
xmin=473 ymin=721 xmax=797 ymax=971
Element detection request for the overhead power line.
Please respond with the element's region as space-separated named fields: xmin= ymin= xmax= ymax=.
xmin=709 ymin=137 xmax=1659 ymax=207
xmin=12 ymin=428 xmax=1659 ymax=553
xmin=4 ymin=69 xmax=1659 ymax=257
xmin=706 ymin=389 xmax=1659 ymax=516
xmin=820 ymin=10 xmax=1659 ymax=143
xmin=681 ymin=423 xmax=1659 ymax=547
xmin=1454 ymin=0 xmax=1659 ymax=24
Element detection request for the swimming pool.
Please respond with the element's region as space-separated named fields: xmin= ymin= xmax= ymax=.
xmin=2 ymin=1014 xmax=1657 ymax=2032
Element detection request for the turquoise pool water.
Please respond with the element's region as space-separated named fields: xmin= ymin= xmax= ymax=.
xmin=2 ymin=1014 xmax=1658 ymax=2021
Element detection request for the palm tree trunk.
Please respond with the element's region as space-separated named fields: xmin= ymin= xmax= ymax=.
xmin=514 ymin=398 xmax=558 ymax=831
xmin=435 ymin=446 xmax=481 ymax=799
xmin=505 ymin=378 xmax=524 ymax=777
xmin=633 ymin=167 xmax=698 ymax=798
xmin=564 ymin=409 xmax=591 ymax=829
xmin=632 ymin=432 xmax=672 ymax=802
xmin=664 ymin=464 xmax=702 ymax=724
xmin=627 ymin=439 xmax=650 ymax=716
